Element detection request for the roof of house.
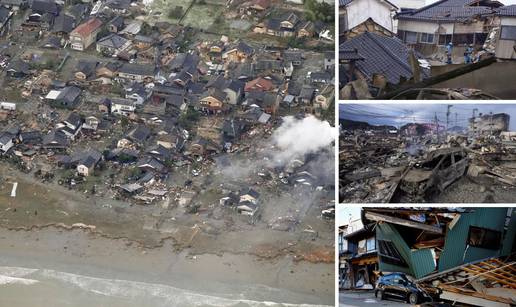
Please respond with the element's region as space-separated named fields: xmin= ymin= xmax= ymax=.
xmin=496 ymin=4 xmax=516 ymax=16
xmin=105 ymin=0 xmax=130 ymax=10
xmin=65 ymin=112 xmax=83 ymax=127
xmin=97 ymin=33 xmax=129 ymax=49
xmin=52 ymin=13 xmax=76 ymax=33
xmin=67 ymin=3 xmax=89 ymax=20
xmin=71 ymin=17 xmax=102 ymax=37
xmin=339 ymin=31 xmax=429 ymax=85
xmin=6 ymin=59 xmax=29 ymax=74
xmin=0 ymin=6 xmax=12 ymax=23
xmin=128 ymin=125 xmax=151 ymax=143
xmin=57 ymin=86 xmax=82 ymax=103
xmin=237 ymin=41 xmax=254 ymax=55
xmin=339 ymin=48 xmax=365 ymax=61
xmin=245 ymin=77 xmax=274 ymax=91
xmin=108 ymin=15 xmax=124 ymax=28
xmin=31 ymin=0 xmax=59 ymax=15
xmin=119 ymin=63 xmax=155 ymax=76
xmin=340 ymin=0 xmax=398 ymax=9
xmin=396 ymin=0 xmax=502 ymax=22
xmin=76 ymin=60 xmax=97 ymax=77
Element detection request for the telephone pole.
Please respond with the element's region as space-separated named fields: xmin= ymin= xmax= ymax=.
xmin=446 ymin=105 xmax=452 ymax=141
xmin=435 ymin=112 xmax=439 ymax=143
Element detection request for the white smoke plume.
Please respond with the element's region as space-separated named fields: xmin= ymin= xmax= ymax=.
xmin=271 ymin=116 xmax=336 ymax=165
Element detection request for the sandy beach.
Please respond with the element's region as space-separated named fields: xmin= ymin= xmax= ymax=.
xmin=0 ymin=227 xmax=334 ymax=306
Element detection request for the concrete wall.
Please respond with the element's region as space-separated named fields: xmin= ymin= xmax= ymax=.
xmin=346 ymin=0 xmax=396 ymax=31
xmin=431 ymin=61 xmax=516 ymax=99
xmin=398 ymin=20 xmax=453 ymax=34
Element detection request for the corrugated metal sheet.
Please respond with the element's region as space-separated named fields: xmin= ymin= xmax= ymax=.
xmin=376 ymin=223 xmax=436 ymax=278
xmin=439 ymin=208 xmax=508 ymax=272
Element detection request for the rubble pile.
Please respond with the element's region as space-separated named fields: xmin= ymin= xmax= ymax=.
xmin=340 ymin=123 xmax=516 ymax=203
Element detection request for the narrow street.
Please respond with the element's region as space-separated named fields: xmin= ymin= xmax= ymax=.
xmin=340 ymin=291 xmax=410 ymax=307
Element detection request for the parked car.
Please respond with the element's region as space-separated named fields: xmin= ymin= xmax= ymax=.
xmin=375 ymin=273 xmax=431 ymax=304
xmin=390 ymin=88 xmax=499 ymax=100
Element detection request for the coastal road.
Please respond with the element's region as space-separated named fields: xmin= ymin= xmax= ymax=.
xmin=339 ymin=291 xmax=410 ymax=307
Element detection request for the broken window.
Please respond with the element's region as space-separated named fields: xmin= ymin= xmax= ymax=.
xmin=378 ymin=240 xmax=407 ymax=267
xmin=358 ymin=239 xmax=366 ymax=254
xmin=467 ymin=226 xmax=502 ymax=250
xmin=420 ymin=33 xmax=434 ymax=44
xmin=501 ymin=26 xmax=516 ymax=41
xmin=438 ymin=34 xmax=452 ymax=45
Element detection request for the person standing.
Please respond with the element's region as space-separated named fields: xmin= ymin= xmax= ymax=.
xmin=446 ymin=42 xmax=453 ymax=64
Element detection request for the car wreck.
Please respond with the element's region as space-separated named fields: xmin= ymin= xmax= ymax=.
xmin=340 ymin=104 xmax=516 ymax=203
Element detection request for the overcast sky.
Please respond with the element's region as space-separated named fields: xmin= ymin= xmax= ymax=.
xmin=426 ymin=0 xmax=516 ymax=4
xmin=339 ymin=104 xmax=516 ymax=130
xmin=337 ymin=207 xmax=361 ymax=227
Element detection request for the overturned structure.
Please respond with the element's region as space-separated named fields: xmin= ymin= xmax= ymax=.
xmin=340 ymin=207 xmax=516 ymax=306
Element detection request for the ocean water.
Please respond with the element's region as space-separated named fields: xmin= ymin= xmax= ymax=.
xmin=0 ymin=266 xmax=332 ymax=307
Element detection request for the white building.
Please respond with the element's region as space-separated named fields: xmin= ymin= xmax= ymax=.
xmin=340 ymin=0 xmax=398 ymax=34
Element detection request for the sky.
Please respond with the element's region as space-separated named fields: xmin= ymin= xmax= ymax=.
xmin=337 ymin=207 xmax=361 ymax=227
xmin=426 ymin=0 xmax=516 ymax=4
xmin=339 ymin=104 xmax=516 ymax=130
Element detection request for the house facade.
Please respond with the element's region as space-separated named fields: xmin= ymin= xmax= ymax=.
xmin=340 ymin=0 xmax=398 ymax=37
xmin=70 ymin=18 xmax=103 ymax=51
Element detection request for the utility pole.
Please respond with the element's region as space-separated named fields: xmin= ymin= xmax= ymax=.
xmin=446 ymin=105 xmax=452 ymax=142
xmin=435 ymin=112 xmax=439 ymax=143
xmin=455 ymin=112 xmax=458 ymax=126
xmin=472 ymin=108 xmax=478 ymax=138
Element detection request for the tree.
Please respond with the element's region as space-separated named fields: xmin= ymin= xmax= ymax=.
xmin=303 ymin=0 xmax=334 ymax=23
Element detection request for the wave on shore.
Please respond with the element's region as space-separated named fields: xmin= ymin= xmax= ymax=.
xmin=0 ymin=266 xmax=331 ymax=307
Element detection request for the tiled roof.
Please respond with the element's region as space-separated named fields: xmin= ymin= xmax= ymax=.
xmin=339 ymin=32 xmax=429 ymax=85
xmin=396 ymin=0 xmax=501 ymax=22
xmin=71 ymin=18 xmax=102 ymax=37
xmin=496 ymin=5 xmax=516 ymax=17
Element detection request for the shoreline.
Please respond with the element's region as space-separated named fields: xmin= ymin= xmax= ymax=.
xmin=0 ymin=226 xmax=334 ymax=305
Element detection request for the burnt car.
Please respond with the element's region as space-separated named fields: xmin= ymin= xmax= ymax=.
xmin=399 ymin=147 xmax=469 ymax=201
xmin=375 ymin=273 xmax=431 ymax=304
xmin=390 ymin=88 xmax=499 ymax=100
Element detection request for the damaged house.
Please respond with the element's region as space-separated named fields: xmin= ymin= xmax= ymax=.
xmin=339 ymin=0 xmax=398 ymax=39
xmin=341 ymin=208 xmax=516 ymax=306
xmin=339 ymin=31 xmax=430 ymax=98
xmin=395 ymin=0 xmax=504 ymax=54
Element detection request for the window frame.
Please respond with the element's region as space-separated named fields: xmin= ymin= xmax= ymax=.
xmin=467 ymin=226 xmax=502 ymax=250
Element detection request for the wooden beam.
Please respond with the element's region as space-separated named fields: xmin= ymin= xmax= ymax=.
xmin=365 ymin=211 xmax=443 ymax=234
xmin=441 ymin=290 xmax=511 ymax=307
xmin=463 ymin=267 xmax=515 ymax=288
xmin=479 ymin=262 xmax=515 ymax=279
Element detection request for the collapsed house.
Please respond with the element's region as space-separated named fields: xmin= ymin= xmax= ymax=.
xmin=340 ymin=207 xmax=516 ymax=306
xmin=339 ymin=32 xmax=430 ymax=99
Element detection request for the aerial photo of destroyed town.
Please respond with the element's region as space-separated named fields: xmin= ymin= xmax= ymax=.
xmin=0 ymin=0 xmax=336 ymax=305
xmin=339 ymin=0 xmax=516 ymax=99
xmin=338 ymin=207 xmax=516 ymax=307
xmin=340 ymin=104 xmax=516 ymax=203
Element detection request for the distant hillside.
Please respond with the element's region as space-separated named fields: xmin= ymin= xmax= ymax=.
xmin=340 ymin=119 xmax=396 ymax=131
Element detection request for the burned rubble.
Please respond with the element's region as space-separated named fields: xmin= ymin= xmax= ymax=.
xmin=340 ymin=106 xmax=516 ymax=203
